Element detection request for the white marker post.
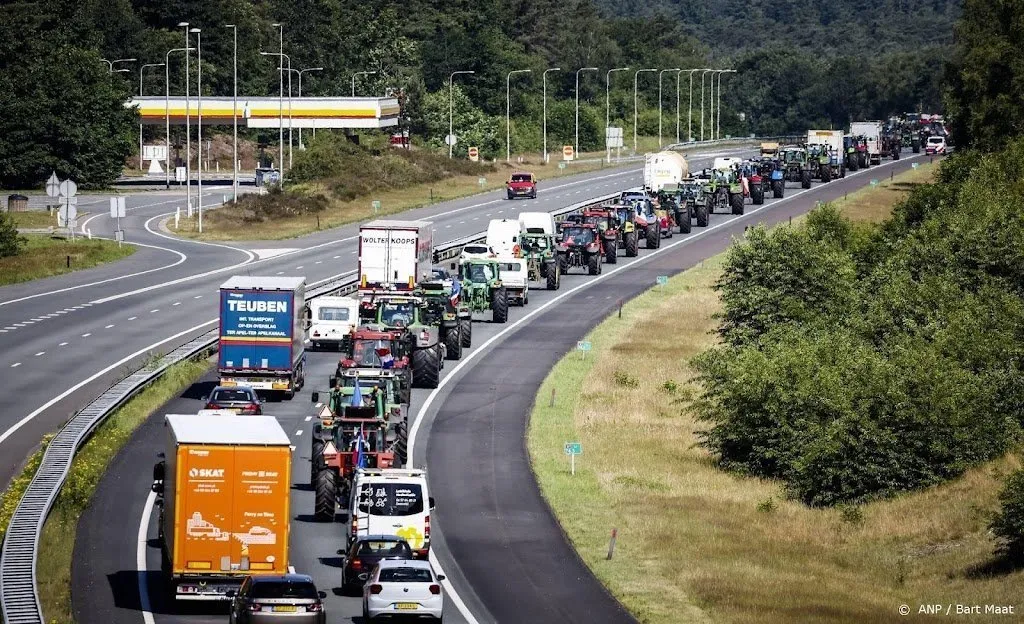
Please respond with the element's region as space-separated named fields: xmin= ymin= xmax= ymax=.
xmin=110 ymin=197 xmax=126 ymax=247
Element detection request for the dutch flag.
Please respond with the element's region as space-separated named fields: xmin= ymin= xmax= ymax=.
xmin=376 ymin=348 xmax=395 ymax=369
xmin=450 ymin=279 xmax=462 ymax=306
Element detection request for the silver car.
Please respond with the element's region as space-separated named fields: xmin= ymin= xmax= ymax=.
xmin=228 ymin=574 xmax=326 ymax=624
xmin=362 ymin=559 xmax=444 ymax=621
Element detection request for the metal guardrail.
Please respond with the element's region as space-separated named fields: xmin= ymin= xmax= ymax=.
xmin=0 ymin=187 xmax=629 ymax=623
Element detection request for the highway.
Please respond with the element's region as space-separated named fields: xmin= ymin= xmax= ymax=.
xmin=70 ymin=152 xmax=929 ymax=623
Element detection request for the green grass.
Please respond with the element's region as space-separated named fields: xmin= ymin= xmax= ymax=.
xmin=10 ymin=210 xmax=62 ymax=229
xmin=0 ymin=234 xmax=135 ymax=286
xmin=527 ymin=162 xmax=1024 ymax=623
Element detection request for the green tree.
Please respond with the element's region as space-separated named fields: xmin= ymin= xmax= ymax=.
xmin=0 ymin=212 xmax=26 ymax=257
xmin=991 ymin=468 xmax=1024 ymax=559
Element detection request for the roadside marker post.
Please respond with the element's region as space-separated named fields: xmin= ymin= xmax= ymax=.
xmin=912 ymin=162 xmax=920 ymax=170
xmin=174 ymin=206 xmax=181 ymax=230
xmin=607 ymin=528 xmax=618 ymax=560
xmin=110 ymin=197 xmax=126 ymax=247
xmin=477 ymin=177 xmax=486 ymax=188
xmin=576 ymin=340 xmax=591 ymax=360
xmin=656 ymin=275 xmax=668 ymax=291
xmin=564 ymin=442 xmax=582 ymax=475
xmin=372 ymin=200 xmax=381 ymax=214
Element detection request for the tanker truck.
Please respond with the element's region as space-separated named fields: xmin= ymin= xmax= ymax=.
xmin=643 ymin=151 xmax=690 ymax=193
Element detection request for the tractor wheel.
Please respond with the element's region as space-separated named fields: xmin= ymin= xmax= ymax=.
xmin=313 ymin=469 xmax=336 ymax=522
xmin=679 ymin=206 xmax=692 ymax=234
xmin=546 ymin=263 xmax=559 ymax=290
xmin=772 ymin=180 xmax=784 ymax=198
xmin=587 ymin=253 xmax=600 ymax=275
xmin=695 ymin=202 xmax=709 ymax=227
xmin=492 ymin=287 xmax=509 ymax=323
xmin=604 ymin=240 xmax=617 ymax=264
xmin=730 ymin=193 xmax=744 ymax=215
xmin=625 ymin=232 xmax=638 ymax=257
xmin=310 ymin=438 xmax=325 ymax=488
xmin=859 ymin=153 xmax=868 ymax=169
xmin=840 ymin=165 xmax=846 ymax=178
xmin=460 ymin=318 xmax=472 ymax=348
xmin=751 ymin=184 xmax=765 ymax=205
xmin=444 ymin=325 xmax=462 ymax=360
xmin=412 ymin=346 xmax=440 ymax=389
xmin=645 ymin=226 xmax=658 ymax=249
xmin=800 ymin=171 xmax=812 ymax=189
xmin=821 ymin=167 xmax=831 ymax=183
xmin=893 ymin=149 xmax=900 ymax=161
xmin=912 ymin=144 xmax=920 ymax=154
xmin=847 ymin=156 xmax=858 ymax=172
xmin=559 ymin=252 xmax=570 ymax=274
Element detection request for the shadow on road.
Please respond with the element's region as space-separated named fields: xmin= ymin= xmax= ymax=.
xmin=107 ymin=571 xmax=229 ymax=616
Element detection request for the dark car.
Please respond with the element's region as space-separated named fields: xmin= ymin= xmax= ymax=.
xmin=339 ymin=535 xmax=414 ymax=594
xmin=228 ymin=574 xmax=327 ymax=624
xmin=205 ymin=385 xmax=263 ymax=414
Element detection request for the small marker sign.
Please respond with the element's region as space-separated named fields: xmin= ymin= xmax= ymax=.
xmin=478 ymin=177 xmax=486 ymax=187
xmin=870 ymin=179 xmax=879 ymax=187
xmin=912 ymin=162 xmax=920 ymax=169
xmin=656 ymin=275 xmax=668 ymax=286
xmin=577 ymin=340 xmax=592 ymax=360
xmin=564 ymin=442 xmax=582 ymax=475
xmin=372 ymin=200 xmax=381 ymax=213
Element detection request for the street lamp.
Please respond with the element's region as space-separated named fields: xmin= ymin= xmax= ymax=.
xmin=506 ymin=69 xmax=532 ymax=162
xmin=542 ymin=68 xmax=560 ymax=163
xmin=352 ymin=70 xmax=377 ymax=97
xmin=164 ymin=46 xmax=194 ymax=189
xmin=684 ymin=69 xmax=701 ymax=142
xmin=575 ymin=67 xmax=597 ymax=156
xmin=192 ymin=27 xmax=203 ymax=233
xmin=606 ymin=67 xmax=629 ymax=162
xmin=717 ymin=69 xmax=737 ymax=140
xmin=261 ymin=50 xmax=292 ymax=174
xmin=633 ymin=68 xmax=656 ymax=153
xmin=700 ymin=69 xmax=713 ymax=142
xmin=448 ymin=70 xmax=474 ymax=159
xmin=100 ymin=58 xmax=135 ymax=73
xmin=179 ymin=22 xmax=192 ymax=211
xmin=226 ymin=24 xmax=238 ymax=203
xmin=272 ymin=23 xmax=284 ymax=176
xmin=284 ymin=67 xmax=323 ymax=148
xmin=658 ymin=68 xmax=680 ymax=148
xmin=138 ymin=63 xmax=164 ymax=171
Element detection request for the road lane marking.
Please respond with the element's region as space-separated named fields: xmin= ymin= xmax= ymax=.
xmin=194 ymin=295 xmax=202 ymax=299
xmin=150 ymin=309 xmax=159 ymax=313
xmin=137 ymin=490 xmax=157 ymax=624
xmin=59 ymin=342 xmax=68 ymax=346
xmin=82 ymin=333 xmax=91 ymax=337
xmin=304 ymin=416 xmax=312 ymax=421
xmin=172 ymin=302 xmax=181 ymax=306
xmin=34 ymin=352 xmax=44 ymax=356
xmin=105 ymin=324 xmax=115 ymax=329
xmin=294 ymin=430 xmax=303 ymax=436
xmin=11 ymin=363 xmax=21 ymax=368
xmin=128 ymin=316 xmax=137 ymax=320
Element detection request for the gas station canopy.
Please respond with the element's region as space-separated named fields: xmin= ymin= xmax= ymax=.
xmin=129 ymin=96 xmax=400 ymax=129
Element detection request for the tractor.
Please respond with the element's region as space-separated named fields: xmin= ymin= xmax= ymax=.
xmin=580 ymin=207 xmax=629 ymax=263
xmin=842 ymin=135 xmax=859 ymax=172
xmin=850 ymin=135 xmax=870 ymax=169
xmin=738 ymin=161 xmax=765 ymax=204
xmin=610 ymin=204 xmax=641 ymax=257
xmin=335 ymin=327 xmax=413 ymax=404
xmin=655 ymin=186 xmax=692 ymax=234
xmin=362 ymin=293 xmax=445 ymax=389
xmin=756 ymin=158 xmax=786 ymax=199
xmin=651 ymin=190 xmax=680 ymax=236
xmin=806 ymin=144 xmax=834 ymax=182
xmin=457 ymin=257 xmax=509 ymax=323
xmin=557 ymin=222 xmax=603 ymax=275
xmin=622 ymin=195 xmax=662 ymax=248
xmin=417 ymin=274 xmax=472 ymax=359
xmin=520 ymin=229 xmax=561 ymax=289
xmin=704 ymin=166 xmax=746 ymax=215
xmin=778 ymin=147 xmax=813 ymax=189
xmin=675 ymin=178 xmax=710 ymax=227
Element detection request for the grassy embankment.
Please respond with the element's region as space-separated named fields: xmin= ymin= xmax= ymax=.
xmin=0 ymin=357 xmax=209 ymax=623
xmin=2 ymin=212 xmax=135 ymax=286
xmin=528 ymin=162 xmax=1023 ymax=623
xmin=171 ymin=135 xmax=681 ymax=242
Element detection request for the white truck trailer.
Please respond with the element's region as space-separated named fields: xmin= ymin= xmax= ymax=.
xmin=358 ymin=220 xmax=434 ymax=290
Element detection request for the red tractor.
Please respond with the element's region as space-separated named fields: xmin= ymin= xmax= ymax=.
xmin=580 ymin=208 xmax=628 ymax=264
xmin=335 ymin=327 xmax=413 ymax=404
xmin=557 ymin=222 xmax=603 ymax=275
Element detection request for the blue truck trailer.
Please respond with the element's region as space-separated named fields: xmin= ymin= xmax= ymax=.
xmin=218 ymin=276 xmax=306 ymax=399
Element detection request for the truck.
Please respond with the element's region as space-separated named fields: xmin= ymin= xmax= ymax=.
xmin=643 ymin=151 xmax=689 ymax=193
xmin=218 ymin=276 xmax=306 ymax=399
xmin=358 ymin=219 xmax=434 ymax=290
xmin=152 ymin=414 xmax=292 ymax=601
xmin=850 ymin=121 xmax=883 ymax=166
xmin=806 ymin=130 xmax=845 ymax=180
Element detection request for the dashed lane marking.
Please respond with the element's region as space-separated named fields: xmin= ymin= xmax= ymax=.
xmin=105 ymin=324 xmax=115 ymax=329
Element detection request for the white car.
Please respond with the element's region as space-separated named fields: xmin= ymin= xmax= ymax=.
xmin=307 ymin=296 xmax=359 ymax=351
xmin=458 ymin=243 xmax=494 ymax=262
xmin=363 ymin=559 xmax=444 ymax=622
xmin=925 ymin=136 xmax=947 ymax=155
xmin=496 ymin=256 xmax=529 ymax=306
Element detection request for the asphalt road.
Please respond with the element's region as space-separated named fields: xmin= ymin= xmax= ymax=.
xmin=72 ymin=152 xmax=931 ymax=624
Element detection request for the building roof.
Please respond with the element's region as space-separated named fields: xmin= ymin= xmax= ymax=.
xmin=220 ymin=276 xmax=305 ymax=291
xmin=165 ymin=414 xmax=291 ymax=446
xmin=362 ymin=219 xmax=432 ymax=229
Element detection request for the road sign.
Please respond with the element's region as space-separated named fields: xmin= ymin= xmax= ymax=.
xmin=468 ymin=146 xmax=479 ymax=162
xmin=562 ymin=145 xmax=574 ymax=161
xmin=605 ymin=127 xmax=623 ymax=149
xmin=58 ymin=204 xmax=77 ymax=222
xmin=558 ymin=162 xmax=566 ymax=170
xmin=60 ymin=196 xmax=78 ymax=207
xmin=870 ymin=179 xmax=878 ymax=187
xmin=114 ymin=230 xmax=125 ymax=242
xmin=477 ymin=177 xmax=486 ymax=187
xmin=175 ymin=167 xmax=186 ymax=182
xmin=564 ymin=442 xmax=582 ymax=455
xmin=372 ymin=200 xmax=381 ymax=213
xmin=109 ymin=197 xmax=126 ymax=219
xmin=445 ymin=134 xmax=457 ymax=146
xmin=59 ymin=179 xmax=77 ymax=198
xmin=142 ymin=145 xmax=168 ymax=162
xmin=656 ymin=275 xmax=668 ymax=286
xmin=576 ymin=340 xmax=591 ymax=352
xmin=46 ymin=172 xmax=59 ymax=198
xmin=912 ymin=162 xmax=920 ymax=169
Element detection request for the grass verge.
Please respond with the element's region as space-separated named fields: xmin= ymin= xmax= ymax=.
xmin=10 ymin=210 xmax=64 ymax=229
xmin=5 ymin=357 xmax=209 ymax=624
xmin=527 ymin=160 xmax=1024 ymax=623
xmin=0 ymin=234 xmax=135 ymax=286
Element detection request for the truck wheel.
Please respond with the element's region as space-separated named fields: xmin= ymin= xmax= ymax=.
xmin=491 ymin=287 xmax=509 ymax=323
xmin=444 ymin=326 xmax=462 ymax=360
xmin=604 ymin=240 xmax=617 ymax=264
xmin=625 ymin=232 xmax=638 ymax=257
xmin=695 ymin=202 xmax=709 ymax=227
xmin=751 ymin=185 xmax=764 ymax=205
xmin=680 ymin=207 xmax=692 ymax=234
xmin=412 ymin=346 xmax=441 ymax=388
xmin=314 ymin=469 xmax=336 ymax=522
xmin=546 ymin=263 xmax=559 ymax=289
xmin=730 ymin=193 xmax=745 ymax=215
xmin=645 ymin=226 xmax=658 ymax=249
xmin=800 ymin=171 xmax=812 ymax=189
xmin=772 ymin=180 xmax=784 ymax=198
xmin=506 ymin=191 xmax=513 ymax=200
xmin=310 ymin=438 xmax=324 ymax=487
xmin=459 ymin=318 xmax=472 ymax=348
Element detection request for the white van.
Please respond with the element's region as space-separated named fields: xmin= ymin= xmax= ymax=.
xmin=518 ymin=211 xmax=555 ymax=236
xmin=496 ymin=256 xmax=529 ymax=305
xmin=350 ymin=468 xmax=434 ymax=559
xmin=307 ymin=295 xmax=359 ymax=351
xmin=486 ymin=218 xmax=525 ymax=257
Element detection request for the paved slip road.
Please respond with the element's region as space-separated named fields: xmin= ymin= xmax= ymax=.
xmin=72 ymin=153 xmax=930 ymax=624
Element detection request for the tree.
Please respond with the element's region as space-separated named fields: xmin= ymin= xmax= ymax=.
xmin=0 ymin=212 xmax=26 ymax=257
xmin=991 ymin=468 xmax=1024 ymax=559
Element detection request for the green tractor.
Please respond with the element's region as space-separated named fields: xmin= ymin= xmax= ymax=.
xmin=704 ymin=167 xmax=745 ymax=215
xmin=417 ymin=270 xmax=472 ymax=359
xmin=806 ymin=144 xmax=834 ymax=182
xmin=675 ymin=178 xmax=710 ymax=228
xmin=520 ymin=230 xmax=561 ymax=289
xmin=778 ymin=147 xmax=812 ymax=189
xmin=365 ymin=294 xmax=446 ymax=388
xmin=457 ymin=257 xmax=509 ymax=323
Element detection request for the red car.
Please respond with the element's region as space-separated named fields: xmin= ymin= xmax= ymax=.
xmin=506 ymin=172 xmax=537 ymax=199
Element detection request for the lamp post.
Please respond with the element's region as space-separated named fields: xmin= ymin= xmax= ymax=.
xmin=658 ymin=68 xmax=680 ymax=148
xmin=605 ymin=67 xmax=628 ymax=162
xmin=574 ymin=67 xmax=597 ymax=156
xmin=506 ymin=69 xmax=532 ymax=162
xmin=225 ymin=24 xmax=238 ymax=203
xmin=685 ymin=69 xmax=701 ymax=142
xmin=138 ymin=63 xmax=164 ymax=171
xmin=165 ymin=46 xmax=193 ymax=189
xmin=448 ymin=70 xmax=474 ymax=158
xmin=717 ymin=69 xmax=736 ymax=140
xmin=272 ymin=23 xmax=283 ymax=175
xmin=700 ymin=69 xmax=713 ymax=142
xmin=261 ymin=50 xmax=292 ymax=177
xmin=100 ymin=58 xmax=135 ymax=73
xmin=351 ymin=70 xmax=377 ymax=97
xmin=542 ymin=68 xmax=560 ymax=163
xmin=192 ymin=27 xmax=203 ymax=233
xmin=179 ymin=22 xmax=192 ymax=211
xmin=287 ymin=67 xmax=323 ymax=148
xmin=633 ymin=68 xmax=656 ymax=153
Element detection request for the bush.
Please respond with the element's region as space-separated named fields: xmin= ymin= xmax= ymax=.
xmin=0 ymin=211 xmax=26 ymax=257
xmin=991 ymin=468 xmax=1024 ymax=559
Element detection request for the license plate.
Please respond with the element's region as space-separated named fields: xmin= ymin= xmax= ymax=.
xmin=229 ymin=408 xmax=241 ymax=414
xmin=272 ymin=605 xmax=298 ymax=612
xmin=395 ymin=603 xmax=418 ymax=610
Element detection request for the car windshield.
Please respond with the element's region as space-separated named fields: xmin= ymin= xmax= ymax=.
xmin=928 ymin=137 xmax=943 ymax=144
xmin=464 ymin=263 xmax=495 ymax=283
xmin=561 ymin=227 xmax=594 ymax=245
xmin=500 ymin=262 xmax=522 ymax=273
xmin=211 ymin=389 xmax=253 ymax=402
xmin=523 ymin=235 xmax=548 ymax=251
xmin=250 ymin=580 xmax=318 ymax=600
xmin=583 ymin=215 xmax=609 ymax=230
xmin=510 ymin=174 xmax=531 ymax=182
xmin=351 ymin=339 xmax=392 ymax=366
xmin=356 ymin=540 xmax=412 ymax=557
xmin=784 ymin=151 xmax=803 ymax=163
xmin=317 ymin=306 xmax=350 ymax=321
xmin=379 ymin=567 xmax=433 ymax=583
xmin=357 ymin=483 xmax=424 ymax=516
xmin=379 ymin=302 xmax=415 ymax=326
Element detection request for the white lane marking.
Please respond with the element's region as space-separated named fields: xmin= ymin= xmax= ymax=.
xmin=350 ymin=251 xmax=356 ymax=255
xmin=72 ymin=306 xmax=84 ymax=310
xmin=0 ymin=318 xmax=217 ymax=447
xmin=34 ymin=351 xmax=44 ymax=356
xmin=31 ymin=317 xmax=45 ymax=321
xmin=172 ymin=302 xmax=181 ymax=306
xmin=333 ymin=255 xmax=340 ymax=259
xmin=11 ymin=363 xmax=21 ymax=368
xmin=150 ymin=309 xmax=159 ymax=313
xmin=105 ymin=324 xmax=115 ymax=329
xmin=54 ymin=311 xmax=67 ymax=315
xmin=315 ymin=261 xmax=322 ymax=264
xmin=446 ymin=224 xmax=452 ymax=228
xmin=81 ymin=333 xmax=91 ymax=337
xmin=304 ymin=415 xmax=312 ymax=422
xmin=194 ymin=295 xmax=202 ymax=299
xmin=138 ymin=489 xmax=158 ymax=624
xmin=276 ymin=271 xmax=284 ymax=275
xmin=294 ymin=430 xmax=303 ymax=436
xmin=59 ymin=342 xmax=68 ymax=346
xmin=0 ymin=330 xmax=5 ymax=333
xmin=23 ymin=320 xmax=34 ymax=324
xmin=128 ymin=316 xmax=137 ymax=321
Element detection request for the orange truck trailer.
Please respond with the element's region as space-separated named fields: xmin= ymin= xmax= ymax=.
xmin=153 ymin=414 xmax=292 ymax=600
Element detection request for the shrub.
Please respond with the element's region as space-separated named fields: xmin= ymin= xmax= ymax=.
xmin=990 ymin=468 xmax=1024 ymax=559
xmin=0 ymin=211 xmax=26 ymax=257
xmin=614 ymin=371 xmax=639 ymax=388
